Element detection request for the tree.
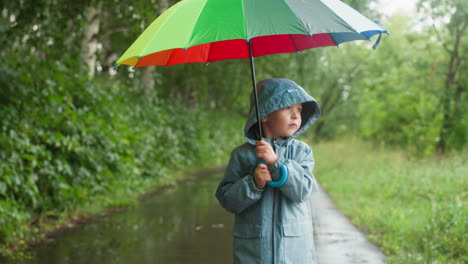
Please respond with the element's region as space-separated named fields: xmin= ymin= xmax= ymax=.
xmin=81 ymin=2 xmax=102 ymax=77
xmin=418 ymin=0 xmax=468 ymax=151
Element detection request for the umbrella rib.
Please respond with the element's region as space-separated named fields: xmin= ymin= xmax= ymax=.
xmin=206 ymin=42 xmax=213 ymax=63
xmin=241 ymin=0 xmax=248 ymax=41
xmin=288 ymin=34 xmax=299 ymax=53
xmin=318 ymin=0 xmax=361 ymax=34
xmin=138 ymin=2 xmax=184 ymax=57
xmin=141 ymin=0 xmax=207 ymax=58
xmin=280 ymin=0 xmax=312 ymax=36
xmin=329 ymin=34 xmax=339 ymax=47
xmin=165 ymin=49 xmax=176 ymax=67
xmin=185 ymin=0 xmax=210 ymax=48
xmin=164 ymin=49 xmax=174 ymax=67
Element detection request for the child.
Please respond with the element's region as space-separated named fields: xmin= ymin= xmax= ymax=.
xmin=216 ymin=78 xmax=321 ymax=264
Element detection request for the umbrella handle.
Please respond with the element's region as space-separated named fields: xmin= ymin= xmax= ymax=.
xmin=258 ymin=160 xmax=289 ymax=188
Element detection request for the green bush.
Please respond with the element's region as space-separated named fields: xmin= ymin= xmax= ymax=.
xmin=0 ymin=55 xmax=245 ymax=252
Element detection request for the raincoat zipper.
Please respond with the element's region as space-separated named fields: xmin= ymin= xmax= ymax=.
xmin=272 ymin=188 xmax=276 ymax=263
xmin=271 ymin=139 xmax=276 ymax=264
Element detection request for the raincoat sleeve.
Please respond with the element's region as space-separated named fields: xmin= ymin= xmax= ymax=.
xmin=216 ymin=148 xmax=264 ymax=215
xmin=269 ymin=144 xmax=317 ymax=202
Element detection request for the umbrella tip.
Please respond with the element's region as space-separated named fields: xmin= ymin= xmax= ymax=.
xmin=137 ymin=56 xmax=142 ymax=60
xmin=184 ymin=47 xmax=188 ymax=51
xmin=296 ymin=50 xmax=300 ymax=54
xmin=205 ymin=62 xmax=210 ymax=66
xmin=308 ymin=33 xmax=313 ymax=37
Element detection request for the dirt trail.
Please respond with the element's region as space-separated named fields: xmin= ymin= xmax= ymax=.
xmin=310 ymin=185 xmax=386 ymax=264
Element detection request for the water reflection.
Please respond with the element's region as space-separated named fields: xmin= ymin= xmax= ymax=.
xmin=11 ymin=173 xmax=233 ymax=264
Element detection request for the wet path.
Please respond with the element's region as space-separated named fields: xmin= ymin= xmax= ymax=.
xmin=311 ymin=185 xmax=386 ymax=264
xmin=9 ymin=172 xmax=233 ymax=264
xmin=7 ymin=172 xmax=385 ymax=264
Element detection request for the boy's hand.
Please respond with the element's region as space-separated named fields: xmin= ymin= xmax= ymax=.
xmin=256 ymin=140 xmax=278 ymax=165
xmin=254 ymin=164 xmax=272 ymax=189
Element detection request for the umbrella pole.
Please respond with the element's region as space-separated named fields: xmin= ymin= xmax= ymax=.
xmin=248 ymin=41 xmax=263 ymax=141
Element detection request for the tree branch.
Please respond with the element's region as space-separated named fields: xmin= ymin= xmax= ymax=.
xmin=432 ymin=23 xmax=452 ymax=54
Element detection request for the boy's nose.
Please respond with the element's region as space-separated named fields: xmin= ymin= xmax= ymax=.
xmin=291 ymin=111 xmax=298 ymax=119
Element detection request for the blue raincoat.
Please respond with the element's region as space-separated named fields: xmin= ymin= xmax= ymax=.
xmin=216 ymin=79 xmax=321 ymax=264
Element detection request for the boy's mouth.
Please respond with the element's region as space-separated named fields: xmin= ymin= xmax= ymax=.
xmin=289 ymin=123 xmax=299 ymax=129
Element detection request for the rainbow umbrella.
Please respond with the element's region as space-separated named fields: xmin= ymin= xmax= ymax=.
xmin=116 ymin=0 xmax=387 ymax=139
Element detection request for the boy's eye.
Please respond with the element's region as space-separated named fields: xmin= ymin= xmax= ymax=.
xmin=285 ymin=106 xmax=302 ymax=111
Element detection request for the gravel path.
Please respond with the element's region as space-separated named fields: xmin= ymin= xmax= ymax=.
xmin=310 ymin=185 xmax=386 ymax=264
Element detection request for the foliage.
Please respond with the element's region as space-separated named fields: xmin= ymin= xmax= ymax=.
xmin=0 ymin=0 xmax=466 ymax=256
xmin=353 ymin=15 xmax=445 ymax=156
xmin=301 ymin=11 xmax=467 ymax=155
xmin=0 ymin=53 xmax=244 ymax=253
xmin=313 ymin=137 xmax=467 ymax=264
xmin=416 ymin=0 xmax=468 ymax=151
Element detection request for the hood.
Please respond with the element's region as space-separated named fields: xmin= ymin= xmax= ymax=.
xmin=244 ymin=78 xmax=321 ymax=144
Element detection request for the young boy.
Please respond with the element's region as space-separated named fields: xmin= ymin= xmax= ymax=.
xmin=216 ymin=78 xmax=321 ymax=264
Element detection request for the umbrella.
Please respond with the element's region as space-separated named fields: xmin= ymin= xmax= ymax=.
xmin=116 ymin=0 xmax=387 ymax=186
xmin=116 ymin=0 xmax=387 ymax=137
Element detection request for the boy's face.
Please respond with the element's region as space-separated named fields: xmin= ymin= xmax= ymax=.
xmin=261 ymin=103 xmax=302 ymax=139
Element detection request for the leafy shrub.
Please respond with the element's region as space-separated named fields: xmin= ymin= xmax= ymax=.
xmin=0 ymin=54 xmax=244 ymax=251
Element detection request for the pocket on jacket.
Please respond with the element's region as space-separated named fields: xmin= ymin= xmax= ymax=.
xmin=232 ymin=224 xmax=262 ymax=264
xmin=282 ymin=223 xmax=314 ymax=263
xmin=282 ymin=222 xmax=310 ymax=237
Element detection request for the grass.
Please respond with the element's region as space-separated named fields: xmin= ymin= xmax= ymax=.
xmin=310 ymin=137 xmax=467 ymax=264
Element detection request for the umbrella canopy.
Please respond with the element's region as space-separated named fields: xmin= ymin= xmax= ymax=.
xmin=116 ymin=0 xmax=388 ymax=68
